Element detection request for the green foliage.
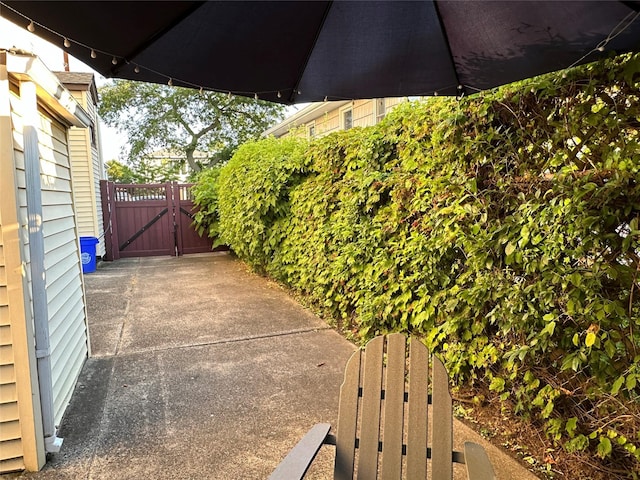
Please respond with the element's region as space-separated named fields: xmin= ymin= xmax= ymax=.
xmin=105 ymin=159 xmax=136 ymax=183
xmin=98 ymin=80 xmax=285 ymax=174
xmin=195 ymin=53 xmax=640 ymax=476
xmin=214 ymin=136 xmax=309 ymax=271
xmin=105 ymin=157 xmax=185 ymax=184
xmin=191 ymin=167 xmax=223 ymax=243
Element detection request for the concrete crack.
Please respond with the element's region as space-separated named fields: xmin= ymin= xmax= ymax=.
xmin=114 ymin=326 xmax=333 ymax=357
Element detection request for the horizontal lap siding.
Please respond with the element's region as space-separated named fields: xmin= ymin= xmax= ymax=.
xmin=293 ymin=98 xmax=408 ymax=140
xmin=38 ymin=109 xmax=88 ymax=426
xmin=0 ymin=235 xmax=24 ymax=472
xmin=69 ymin=127 xmax=94 ymax=233
xmin=353 ymin=99 xmax=374 ymax=128
xmin=69 ymin=89 xmax=105 ymax=256
xmin=0 ymin=93 xmax=28 ymax=472
xmin=316 ymin=108 xmax=341 ymax=136
xmin=87 ymin=94 xmax=105 ymax=257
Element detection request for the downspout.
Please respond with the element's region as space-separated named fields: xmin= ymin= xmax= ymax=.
xmin=21 ymin=80 xmax=63 ymax=453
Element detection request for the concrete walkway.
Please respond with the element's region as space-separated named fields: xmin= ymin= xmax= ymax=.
xmin=5 ymin=253 xmax=539 ymax=480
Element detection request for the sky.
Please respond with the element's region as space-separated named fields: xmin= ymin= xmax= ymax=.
xmin=0 ymin=16 xmax=127 ymax=160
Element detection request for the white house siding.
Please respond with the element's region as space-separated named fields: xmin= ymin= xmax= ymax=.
xmin=36 ymin=108 xmax=88 ymax=425
xmin=87 ymin=94 xmax=105 ymax=258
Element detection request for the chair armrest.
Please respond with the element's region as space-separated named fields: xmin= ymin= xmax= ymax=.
xmin=464 ymin=442 xmax=496 ymax=480
xmin=268 ymin=423 xmax=332 ymax=480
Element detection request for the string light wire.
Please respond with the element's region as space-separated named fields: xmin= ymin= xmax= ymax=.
xmin=566 ymin=10 xmax=640 ymax=70
xmin=1 ymin=1 xmax=638 ymax=103
xmin=427 ymin=9 xmax=640 ymax=98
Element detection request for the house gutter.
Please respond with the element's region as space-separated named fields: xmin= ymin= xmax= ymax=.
xmin=4 ymin=49 xmax=91 ymax=128
xmin=263 ymin=100 xmax=350 ymax=138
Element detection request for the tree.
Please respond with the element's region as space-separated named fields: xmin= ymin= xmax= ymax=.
xmin=105 ymin=159 xmax=136 ymax=183
xmin=98 ymin=80 xmax=285 ymax=175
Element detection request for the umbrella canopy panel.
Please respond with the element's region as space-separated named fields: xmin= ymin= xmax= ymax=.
xmin=1 ymin=1 xmax=639 ymax=104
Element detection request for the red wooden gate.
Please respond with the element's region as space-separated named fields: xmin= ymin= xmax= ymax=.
xmin=100 ymin=181 xmax=216 ymax=260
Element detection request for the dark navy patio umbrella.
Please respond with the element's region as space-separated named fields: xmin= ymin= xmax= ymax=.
xmin=1 ymin=1 xmax=639 ymax=104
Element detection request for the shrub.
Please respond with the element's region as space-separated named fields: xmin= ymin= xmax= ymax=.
xmin=215 ymin=136 xmax=309 ymax=274
xmin=192 ymin=167 xmax=223 ymax=244
xmin=195 ymin=53 xmax=640 ymax=476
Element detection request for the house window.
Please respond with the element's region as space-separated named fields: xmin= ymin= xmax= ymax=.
xmin=89 ymin=123 xmax=97 ymax=147
xmin=376 ymin=98 xmax=386 ymax=122
xmin=308 ymin=123 xmax=316 ymax=138
xmin=342 ymin=108 xmax=353 ymax=130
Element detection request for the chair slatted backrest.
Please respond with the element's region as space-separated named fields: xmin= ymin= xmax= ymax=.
xmin=334 ymin=333 xmax=457 ymax=480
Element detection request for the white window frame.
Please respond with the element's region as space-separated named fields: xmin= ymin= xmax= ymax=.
xmin=375 ymin=98 xmax=386 ymax=123
xmin=340 ymin=105 xmax=353 ymax=130
xmin=307 ymin=121 xmax=316 ymax=139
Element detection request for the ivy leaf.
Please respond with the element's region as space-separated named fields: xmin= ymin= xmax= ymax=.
xmin=541 ymin=321 xmax=556 ymax=336
xmin=604 ymin=340 xmax=616 ymax=358
xmin=489 ymin=376 xmax=506 ymax=392
xmin=505 ymin=242 xmax=516 ymax=256
xmin=597 ymin=437 xmax=612 ymax=459
xmin=611 ymin=376 xmax=625 ymax=395
xmin=565 ymin=434 xmax=589 ymax=453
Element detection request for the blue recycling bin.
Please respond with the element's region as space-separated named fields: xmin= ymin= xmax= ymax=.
xmin=79 ymin=236 xmax=99 ymax=273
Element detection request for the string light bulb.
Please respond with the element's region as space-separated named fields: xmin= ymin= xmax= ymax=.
xmin=199 ymin=87 xmax=204 ymax=95
xmin=4 ymin=0 xmax=629 ymax=108
xmin=323 ymin=96 xmax=328 ymax=102
xmin=254 ymin=93 xmax=258 ymax=100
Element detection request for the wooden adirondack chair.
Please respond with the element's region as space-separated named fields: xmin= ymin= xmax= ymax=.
xmin=269 ymin=333 xmax=496 ymax=480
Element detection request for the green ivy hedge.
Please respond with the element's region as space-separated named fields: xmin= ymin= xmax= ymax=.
xmin=195 ymin=53 xmax=640 ymax=476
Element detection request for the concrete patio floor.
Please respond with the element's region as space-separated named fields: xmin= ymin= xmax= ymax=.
xmin=4 ymin=252 xmax=540 ymax=479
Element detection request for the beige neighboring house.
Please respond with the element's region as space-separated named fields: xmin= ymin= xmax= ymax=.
xmin=144 ymin=148 xmax=209 ymax=182
xmin=263 ymin=98 xmax=407 ymax=139
xmin=1 ymin=50 xmax=91 ymax=473
xmin=54 ymin=72 xmax=106 ymax=258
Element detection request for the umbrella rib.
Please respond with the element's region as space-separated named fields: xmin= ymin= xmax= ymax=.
xmin=111 ymin=1 xmax=207 ymax=76
xmin=289 ymin=0 xmax=334 ymax=103
xmin=432 ymin=0 xmax=462 ymax=94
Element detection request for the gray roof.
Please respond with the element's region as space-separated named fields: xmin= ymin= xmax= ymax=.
xmin=54 ymin=71 xmax=99 ymax=105
xmin=54 ymin=71 xmax=94 ymax=85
